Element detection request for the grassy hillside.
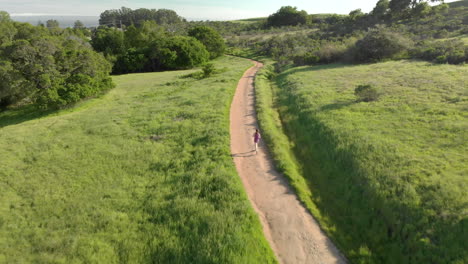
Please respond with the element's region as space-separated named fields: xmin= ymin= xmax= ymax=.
xmin=0 ymin=56 xmax=277 ymax=263
xmin=257 ymin=60 xmax=467 ymax=263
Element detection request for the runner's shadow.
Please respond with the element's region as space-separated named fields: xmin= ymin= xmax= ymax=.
xmin=232 ymin=151 xmax=256 ymax=157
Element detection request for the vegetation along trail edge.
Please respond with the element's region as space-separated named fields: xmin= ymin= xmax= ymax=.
xmin=230 ymin=60 xmax=347 ymax=264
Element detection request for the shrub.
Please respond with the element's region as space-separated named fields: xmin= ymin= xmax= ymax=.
xmin=163 ymin=36 xmax=209 ymax=69
xmin=188 ymin=26 xmax=226 ymax=59
xmin=352 ymin=26 xmax=412 ymax=62
xmin=355 ymin=84 xmax=379 ymax=102
xmin=202 ymin=63 xmax=215 ymax=77
xmin=314 ymin=42 xmax=347 ymax=63
xmin=411 ymin=39 xmax=467 ymax=64
xmin=266 ymin=6 xmax=308 ymax=28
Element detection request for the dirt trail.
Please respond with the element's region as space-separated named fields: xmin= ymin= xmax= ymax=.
xmin=230 ymin=61 xmax=347 ymax=264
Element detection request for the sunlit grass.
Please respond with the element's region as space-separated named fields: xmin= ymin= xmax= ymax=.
xmin=257 ymin=60 xmax=467 ymax=263
xmin=0 ymin=56 xmax=276 ymax=263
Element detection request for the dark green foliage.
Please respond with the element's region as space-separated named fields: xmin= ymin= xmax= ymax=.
xmin=73 ymin=20 xmax=84 ymax=29
xmin=0 ymin=11 xmax=17 ymax=46
xmin=353 ymin=26 xmax=412 ymax=62
xmin=202 ymin=63 xmax=215 ymax=77
xmin=188 ymin=26 xmax=226 ymax=59
xmin=412 ymin=2 xmax=432 ymax=17
xmin=371 ymin=0 xmax=390 ymax=22
xmin=91 ymin=26 xmax=125 ymax=56
xmin=355 ymin=84 xmax=379 ymax=102
xmin=99 ymin=7 xmax=184 ymax=28
xmin=266 ymin=6 xmax=308 ymax=28
xmin=163 ymin=36 xmax=209 ymax=69
xmin=91 ymin=21 xmax=210 ymax=73
xmin=0 ymin=12 xmax=113 ymax=109
xmin=46 ymin=19 xmax=59 ymax=29
xmin=411 ymin=39 xmax=467 ymax=64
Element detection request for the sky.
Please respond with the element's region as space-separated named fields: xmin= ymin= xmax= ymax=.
xmin=1 ymin=0 xmax=459 ymax=20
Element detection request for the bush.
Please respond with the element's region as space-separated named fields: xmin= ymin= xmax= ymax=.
xmin=355 ymin=84 xmax=379 ymax=102
xmin=411 ymin=39 xmax=467 ymax=64
xmin=314 ymin=42 xmax=347 ymax=63
xmin=162 ymin=36 xmax=209 ymax=69
xmin=352 ymin=26 xmax=412 ymax=62
xmin=202 ymin=63 xmax=215 ymax=77
xmin=266 ymin=6 xmax=308 ymax=28
xmin=188 ymin=26 xmax=226 ymax=59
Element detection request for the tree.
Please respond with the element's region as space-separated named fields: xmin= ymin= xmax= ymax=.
xmin=353 ymin=26 xmax=412 ymax=62
xmin=99 ymin=9 xmax=120 ymax=27
xmin=389 ymin=0 xmax=443 ymax=18
xmin=91 ymin=26 xmax=125 ymax=56
xmin=163 ymin=36 xmax=209 ymax=69
xmin=371 ymin=0 xmax=390 ymax=22
xmin=0 ymin=11 xmax=17 ymax=46
xmin=266 ymin=6 xmax=308 ymax=27
xmin=188 ymin=26 xmax=226 ymax=59
xmin=412 ymin=2 xmax=432 ymax=17
xmin=46 ymin=19 xmax=59 ymax=29
xmin=154 ymin=9 xmax=184 ymax=25
xmin=73 ymin=20 xmax=84 ymax=29
xmin=98 ymin=7 xmax=184 ymax=28
xmin=0 ymin=16 xmax=114 ymax=109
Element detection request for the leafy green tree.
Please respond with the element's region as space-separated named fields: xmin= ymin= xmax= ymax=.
xmin=73 ymin=20 xmax=84 ymax=29
xmin=371 ymin=0 xmax=390 ymax=19
xmin=353 ymin=26 xmax=412 ymax=62
xmin=154 ymin=9 xmax=184 ymax=24
xmin=0 ymin=11 xmax=17 ymax=46
xmin=266 ymin=6 xmax=308 ymax=27
xmin=188 ymin=26 xmax=226 ymax=59
xmin=91 ymin=26 xmax=125 ymax=56
xmin=46 ymin=19 xmax=59 ymax=29
xmin=163 ymin=36 xmax=209 ymax=69
xmin=99 ymin=7 xmax=184 ymax=28
xmin=389 ymin=0 xmax=443 ymax=17
xmin=0 ymin=12 xmax=114 ymax=109
xmin=412 ymin=2 xmax=432 ymax=17
xmin=99 ymin=9 xmax=120 ymax=27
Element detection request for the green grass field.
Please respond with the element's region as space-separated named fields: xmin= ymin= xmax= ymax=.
xmin=256 ymin=60 xmax=467 ymax=263
xmin=0 ymin=56 xmax=277 ymax=263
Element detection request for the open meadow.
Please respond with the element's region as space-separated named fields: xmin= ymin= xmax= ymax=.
xmin=256 ymin=60 xmax=467 ymax=263
xmin=0 ymin=56 xmax=276 ymax=263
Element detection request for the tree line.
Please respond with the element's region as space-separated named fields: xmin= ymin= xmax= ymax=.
xmin=0 ymin=7 xmax=227 ymax=110
xmin=0 ymin=12 xmax=113 ymax=109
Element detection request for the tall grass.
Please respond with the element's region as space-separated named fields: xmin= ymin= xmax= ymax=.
xmin=256 ymin=60 xmax=467 ymax=263
xmin=0 ymin=56 xmax=277 ymax=263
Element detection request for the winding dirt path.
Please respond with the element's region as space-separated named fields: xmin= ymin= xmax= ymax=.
xmin=230 ymin=61 xmax=347 ymax=264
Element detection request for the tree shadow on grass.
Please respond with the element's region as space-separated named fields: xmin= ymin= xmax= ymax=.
xmin=319 ymin=100 xmax=356 ymax=111
xmin=0 ymin=105 xmax=55 ymax=128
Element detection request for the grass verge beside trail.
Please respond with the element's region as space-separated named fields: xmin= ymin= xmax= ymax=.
xmin=255 ymin=60 xmax=467 ymax=263
xmin=0 ymin=56 xmax=277 ymax=263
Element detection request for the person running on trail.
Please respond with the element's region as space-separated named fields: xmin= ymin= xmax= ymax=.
xmin=253 ymin=129 xmax=261 ymax=153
